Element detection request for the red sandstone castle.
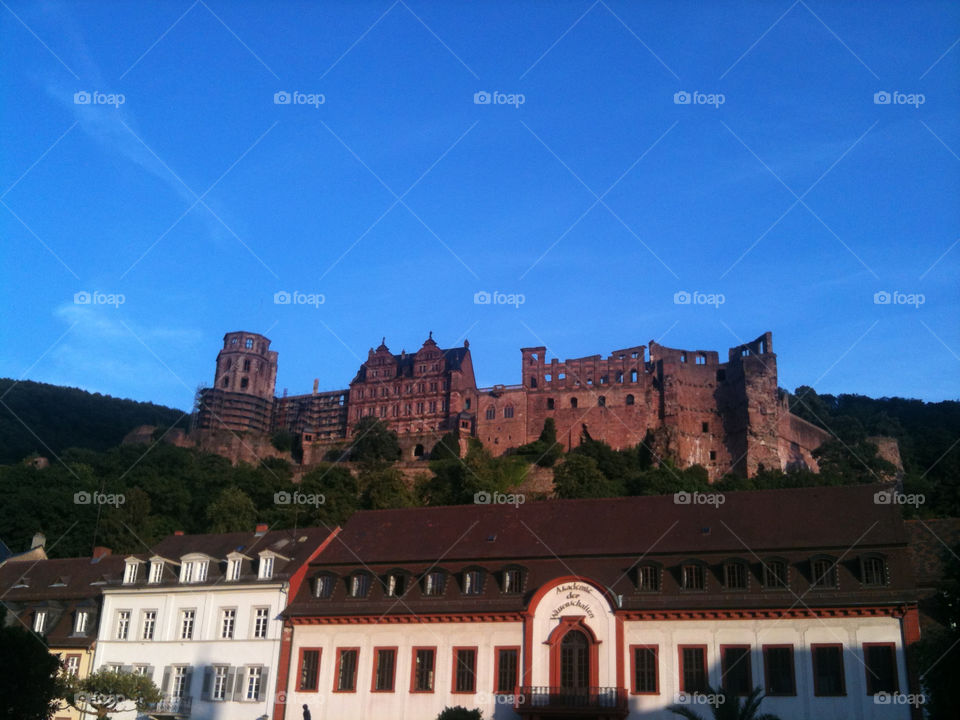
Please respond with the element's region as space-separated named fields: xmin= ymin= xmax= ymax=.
xmin=195 ymin=330 xmax=830 ymax=479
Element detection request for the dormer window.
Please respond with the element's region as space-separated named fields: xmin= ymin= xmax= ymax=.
xmin=762 ymin=559 xmax=788 ymax=589
xmin=33 ymin=610 xmax=47 ymax=633
xmin=680 ymin=563 xmax=706 ymax=591
xmin=502 ymin=568 xmax=524 ymax=594
xmin=385 ymin=573 xmax=406 ymax=597
xmin=74 ymin=610 xmax=90 ymax=635
xmin=724 ymin=561 xmax=749 ymax=590
xmin=861 ymin=556 xmax=887 ymax=587
xmin=123 ymin=560 xmax=140 ymax=584
xmin=148 ymin=560 xmax=164 ymax=584
xmin=637 ymin=565 xmax=661 ymax=592
xmin=811 ymin=557 xmax=838 ymax=589
xmin=259 ymin=555 xmax=275 ymax=580
xmin=348 ymin=573 xmax=371 ymax=598
xmin=463 ymin=570 xmax=483 ymax=595
xmin=226 ymin=558 xmax=242 ymax=581
xmin=314 ymin=575 xmax=334 ymax=599
xmin=424 ymin=571 xmax=446 ymax=596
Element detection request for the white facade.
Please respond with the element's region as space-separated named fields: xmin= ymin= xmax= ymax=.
xmin=284 ymin=576 xmax=913 ymax=720
xmin=93 ymin=581 xmax=289 ymax=720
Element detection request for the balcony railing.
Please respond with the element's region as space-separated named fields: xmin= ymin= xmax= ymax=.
xmin=515 ymin=686 xmax=628 ymax=715
xmin=149 ymin=695 xmax=192 ymax=716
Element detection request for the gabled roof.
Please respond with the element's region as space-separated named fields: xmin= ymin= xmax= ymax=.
xmin=352 ymin=345 xmax=470 ymax=383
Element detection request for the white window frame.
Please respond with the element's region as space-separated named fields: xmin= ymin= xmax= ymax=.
xmin=245 ymin=666 xmax=262 ymax=701
xmin=116 ymin=610 xmax=131 ymax=640
xmin=141 ymin=610 xmax=157 ymax=640
xmin=65 ymin=654 xmax=81 ymax=676
xmin=33 ymin=610 xmax=47 ymax=633
xmin=148 ymin=560 xmax=164 ymax=584
xmin=171 ymin=666 xmax=188 ymax=698
xmin=220 ymin=608 xmax=236 ymax=639
xmin=258 ymin=554 xmax=274 ymax=580
xmin=227 ymin=558 xmax=242 ymax=581
xmin=253 ymin=607 xmax=269 ymax=639
xmin=74 ymin=610 xmax=89 ymax=635
xmin=212 ymin=665 xmax=229 ymax=701
xmin=123 ymin=560 xmax=140 ymax=584
xmin=179 ymin=609 xmax=196 ymax=640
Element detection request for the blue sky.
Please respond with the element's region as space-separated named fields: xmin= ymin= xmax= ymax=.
xmin=1 ymin=0 xmax=958 ymax=410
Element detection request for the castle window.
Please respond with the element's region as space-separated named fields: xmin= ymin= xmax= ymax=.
xmin=429 ymin=401 xmax=436 ymax=413
xmin=464 ymin=399 xmax=471 ymax=410
xmin=598 ymin=396 xmax=606 ymax=407
xmin=416 ymin=402 xmax=424 ymax=413
xmin=702 ymin=422 xmax=709 ymax=433
xmin=630 ymin=369 xmax=638 ymax=382
xmin=599 ymin=376 xmax=608 ymax=384
xmin=742 ymin=348 xmax=750 ymax=357
xmin=616 ymin=371 xmax=623 ymax=383
xmin=547 ymin=398 xmax=555 ymax=410
xmin=626 ymin=394 xmax=635 ymax=406
xmin=414 ymin=444 xmax=424 ymax=457
xmin=504 ymin=406 xmax=514 ymax=419
xmin=221 ymin=376 xmax=230 ymax=387
xmin=380 ymin=406 xmax=387 ymax=417
xmin=680 ymin=353 xmax=687 ymax=363
xmin=709 ymin=450 xmax=717 ymax=461
xmin=417 ymin=383 xmax=425 ymax=393
xmin=240 ymin=377 xmax=249 ymax=389
xmin=405 ymin=404 xmax=411 ymax=415
xmin=245 ymin=338 xmax=253 ymax=349
xmin=243 ymin=359 xmax=250 ymax=371
xmin=570 ymin=397 xmax=578 ymax=408
xmin=696 ymin=354 xmax=706 ymax=365
xmin=558 ymin=372 xmax=566 ymax=381
xmin=231 ymin=337 xmax=238 ymax=344
xmin=485 ymin=407 xmax=495 ymax=420
xmin=529 ymin=377 xmax=537 ymax=388
xmin=631 ymin=351 xmax=639 ymax=359
xmin=430 ymin=382 xmax=437 ymax=392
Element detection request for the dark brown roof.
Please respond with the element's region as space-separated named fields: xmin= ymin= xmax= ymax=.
xmin=287 ymin=485 xmax=915 ymax=618
xmin=905 ymin=518 xmax=960 ymax=587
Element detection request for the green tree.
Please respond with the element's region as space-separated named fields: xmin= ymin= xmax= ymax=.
xmin=360 ymin=463 xmax=417 ymax=509
xmin=515 ymin=418 xmax=563 ymax=466
xmin=668 ymin=686 xmax=781 ymax=720
xmin=206 ymin=487 xmax=258 ymax=532
xmin=430 ymin=429 xmax=461 ymax=461
xmin=348 ymin=418 xmax=401 ymax=463
xmin=436 ymin=706 xmax=483 ymax=720
xmin=62 ymin=668 xmax=161 ymax=719
xmin=0 ymin=607 xmax=67 ymax=720
xmin=915 ymin=542 xmax=960 ymax=720
xmin=553 ymin=454 xmax=619 ymax=498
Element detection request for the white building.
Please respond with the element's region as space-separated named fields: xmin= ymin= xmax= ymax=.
xmin=280 ymin=486 xmax=920 ymax=720
xmin=92 ymin=525 xmax=335 ymax=720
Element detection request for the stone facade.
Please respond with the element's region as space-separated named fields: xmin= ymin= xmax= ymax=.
xmin=194 ymin=330 xmax=831 ymax=479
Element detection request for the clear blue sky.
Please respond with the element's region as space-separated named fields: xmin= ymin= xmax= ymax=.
xmin=2 ymin=0 xmax=958 ymax=410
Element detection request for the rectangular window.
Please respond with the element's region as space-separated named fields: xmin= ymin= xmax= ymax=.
xmin=412 ymin=647 xmax=436 ymax=692
xmin=245 ymin=666 xmax=262 ymax=701
xmin=503 ymin=569 xmax=522 ymax=594
xmin=74 ymin=610 xmax=89 ymax=635
xmin=812 ymin=558 xmax=837 ymax=588
xmin=116 ymin=610 xmax=130 ymax=640
xmin=298 ymin=649 xmax=321 ymax=692
xmin=373 ymin=648 xmax=397 ymax=692
xmin=253 ymin=607 xmax=269 ymax=638
xmin=681 ymin=564 xmax=705 ymax=591
xmin=453 ymin=648 xmax=477 ymax=693
xmin=181 ymin=561 xmax=194 ymax=583
xmin=148 ymin=561 xmax=164 ymax=583
xmin=721 ymin=645 xmax=752 ymax=695
xmin=725 ymin=563 xmax=748 ymax=590
xmin=638 ymin=566 xmax=660 ymax=592
xmin=65 ymin=655 xmax=81 ymax=676
xmin=763 ymin=561 xmax=788 ymax=588
xmin=495 ymin=647 xmax=519 ymax=694
xmin=172 ymin=666 xmax=188 ymax=698
xmin=227 ymin=559 xmax=241 ymax=581
xmin=863 ymin=643 xmax=898 ymax=695
xmin=385 ymin=574 xmax=405 ymax=597
xmin=212 ymin=665 xmax=229 ymax=701
xmin=862 ymin=557 xmax=886 ymax=586
xmin=259 ymin=556 xmax=274 ymax=579
xmin=424 ymin=572 xmax=445 ymax=596
xmin=463 ymin=570 xmax=482 ymax=595
xmin=220 ymin=608 xmax=236 ymax=639
xmin=631 ymin=645 xmax=659 ymax=694
xmin=763 ymin=645 xmax=796 ymax=696
xmin=180 ymin=609 xmax=195 ymax=640
xmin=141 ymin=610 xmax=156 ymax=640
xmin=335 ymin=648 xmax=359 ymax=692
xmin=812 ymin=644 xmax=846 ymax=696
xmin=123 ymin=562 xmax=139 ymax=584
xmin=679 ymin=646 xmax=708 ymax=694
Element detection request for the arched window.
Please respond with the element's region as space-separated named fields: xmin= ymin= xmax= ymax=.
xmin=504 ymin=406 xmax=514 ymax=419
xmin=570 ymin=397 xmax=578 ymax=409
xmin=625 ymin=394 xmax=635 ymax=406
xmin=598 ymin=396 xmax=606 ymax=407
xmin=413 ymin=444 xmax=424 ymax=457
xmin=547 ymin=398 xmax=555 ymax=410
xmin=485 ymin=407 xmax=496 ymax=420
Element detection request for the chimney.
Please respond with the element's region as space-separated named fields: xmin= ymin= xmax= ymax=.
xmin=92 ymin=546 xmax=111 ymax=559
xmin=174 ymin=530 xmax=185 ymax=536
xmin=31 ymin=532 xmax=46 ymax=550
xmin=255 ymin=523 xmax=268 ymax=536
xmin=312 ymin=378 xmax=319 ymax=395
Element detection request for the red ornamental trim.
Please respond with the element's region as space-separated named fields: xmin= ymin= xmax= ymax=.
xmin=617 ymin=605 xmax=907 ymax=621
xmin=290 ymin=613 xmax=525 ymax=625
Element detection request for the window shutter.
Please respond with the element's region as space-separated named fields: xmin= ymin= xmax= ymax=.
xmin=145 ymin=665 xmax=155 ymax=682
xmin=160 ymin=666 xmax=171 ymax=694
xmin=233 ymin=667 xmax=245 ymax=701
xmin=183 ymin=666 xmax=193 ymax=696
xmin=258 ymin=667 xmax=270 ymax=701
xmin=201 ymin=667 xmax=213 ymax=700
xmin=225 ymin=667 xmax=237 ymax=701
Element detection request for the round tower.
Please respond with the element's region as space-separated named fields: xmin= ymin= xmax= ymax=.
xmin=213 ymin=331 xmax=278 ymax=400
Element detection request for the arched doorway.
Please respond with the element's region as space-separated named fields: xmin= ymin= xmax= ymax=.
xmin=560 ymin=629 xmax=590 ymax=692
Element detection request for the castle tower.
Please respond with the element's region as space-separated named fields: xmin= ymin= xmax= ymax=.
xmin=196 ymin=331 xmax=278 ymax=433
